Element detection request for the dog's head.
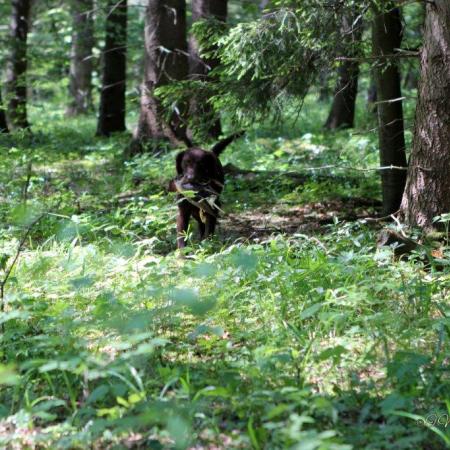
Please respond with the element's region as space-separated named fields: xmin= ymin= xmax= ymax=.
xmin=168 ymin=131 xmax=244 ymax=193
xmin=175 ymin=148 xmax=223 ymax=190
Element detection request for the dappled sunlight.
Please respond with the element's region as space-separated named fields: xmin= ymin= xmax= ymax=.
xmin=1 ymin=0 xmax=449 ymax=448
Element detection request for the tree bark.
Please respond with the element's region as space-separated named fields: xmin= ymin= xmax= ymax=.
xmin=367 ymin=74 xmax=377 ymax=114
xmin=132 ymin=0 xmax=189 ymax=152
xmin=188 ymin=0 xmax=227 ymax=139
xmin=372 ymin=5 xmax=407 ymax=215
xmin=97 ymin=0 xmax=127 ymax=136
xmin=403 ymin=68 xmax=419 ymax=90
xmin=403 ymin=2 xmax=425 ymax=92
xmin=318 ymin=70 xmax=330 ymax=103
xmin=259 ymin=0 xmax=269 ymax=11
xmin=66 ymin=0 xmax=94 ymax=116
xmin=325 ymin=13 xmax=362 ymax=130
xmin=400 ymin=1 xmax=450 ymax=230
xmin=6 ymin=0 xmax=32 ymax=130
xmin=0 ymin=89 xmax=9 ymax=133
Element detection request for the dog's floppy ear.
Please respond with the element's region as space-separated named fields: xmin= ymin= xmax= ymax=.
xmin=176 ymin=151 xmax=185 ymax=175
xmin=168 ymin=179 xmax=178 ymax=192
xmin=211 ymin=130 xmax=245 ymax=156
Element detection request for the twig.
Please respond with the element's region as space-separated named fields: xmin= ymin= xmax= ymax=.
xmin=372 ymin=97 xmax=406 ymax=106
xmin=363 ymin=209 xmax=400 ymax=223
xmin=22 ymin=160 xmax=33 ymax=203
xmin=288 ymin=164 xmax=411 ymax=173
xmin=0 ymin=214 xmax=45 ymax=321
xmin=336 ymin=51 xmax=419 ymax=62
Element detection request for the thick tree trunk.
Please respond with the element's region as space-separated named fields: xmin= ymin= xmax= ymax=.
xmin=372 ymin=5 xmax=407 ymax=215
xmin=324 ymin=13 xmax=362 ymax=129
xmin=97 ymin=0 xmax=127 ymax=136
xmin=6 ymin=0 xmax=32 ymax=130
xmin=400 ymin=1 xmax=450 ymax=230
xmin=188 ymin=0 xmax=227 ymax=139
xmin=0 ymin=90 xmax=9 ymax=133
xmin=132 ymin=0 xmax=189 ymax=152
xmin=66 ymin=0 xmax=94 ymax=116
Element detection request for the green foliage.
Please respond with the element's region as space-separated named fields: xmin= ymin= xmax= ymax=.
xmin=0 ymin=1 xmax=442 ymax=448
xmin=158 ymin=6 xmax=338 ymax=135
xmin=158 ymin=0 xmax=423 ymax=142
xmin=0 ymin=91 xmax=449 ymax=448
xmin=157 ymin=0 xmax=372 ymax=137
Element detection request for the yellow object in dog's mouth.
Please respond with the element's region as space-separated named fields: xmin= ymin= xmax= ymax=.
xmin=174 ymin=179 xmax=224 ymax=222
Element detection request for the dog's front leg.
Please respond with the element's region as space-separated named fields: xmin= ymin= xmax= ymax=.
xmin=191 ymin=209 xmax=206 ymax=240
xmin=176 ymin=205 xmax=191 ymax=249
xmin=204 ymin=215 xmax=217 ymax=239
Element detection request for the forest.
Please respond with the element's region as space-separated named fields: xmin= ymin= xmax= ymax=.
xmin=0 ymin=0 xmax=450 ymax=448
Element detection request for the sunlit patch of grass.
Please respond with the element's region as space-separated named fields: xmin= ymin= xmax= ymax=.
xmin=1 ymin=224 xmax=448 ymax=448
xmin=0 ymin=99 xmax=448 ymax=448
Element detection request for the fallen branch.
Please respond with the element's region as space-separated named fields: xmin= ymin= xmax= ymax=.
xmin=377 ymin=229 xmax=420 ymax=257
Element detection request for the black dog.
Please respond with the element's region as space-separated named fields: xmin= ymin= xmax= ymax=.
xmin=169 ymin=132 xmax=244 ymax=249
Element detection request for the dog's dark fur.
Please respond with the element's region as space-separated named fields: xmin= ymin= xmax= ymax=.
xmin=169 ymin=132 xmax=244 ymax=248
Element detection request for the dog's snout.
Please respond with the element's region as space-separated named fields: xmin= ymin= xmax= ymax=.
xmin=185 ymin=172 xmax=195 ymax=181
xmin=181 ymin=170 xmax=197 ymax=190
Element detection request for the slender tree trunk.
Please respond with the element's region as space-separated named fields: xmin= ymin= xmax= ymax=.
xmin=367 ymin=75 xmax=377 ymax=114
xmin=400 ymin=1 xmax=450 ymax=230
xmin=97 ymin=0 xmax=127 ymax=136
xmin=0 ymin=89 xmax=9 ymax=133
xmin=66 ymin=0 xmax=94 ymax=116
xmin=6 ymin=0 xmax=32 ymax=130
xmin=403 ymin=68 xmax=418 ymax=90
xmin=403 ymin=2 xmax=425 ymax=92
xmin=324 ymin=13 xmax=362 ymax=129
xmin=259 ymin=0 xmax=269 ymax=11
xmin=324 ymin=60 xmax=360 ymax=129
xmin=372 ymin=5 xmax=407 ymax=215
xmin=188 ymin=0 xmax=227 ymax=139
xmin=132 ymin=0 xmax=189 ymax=152
xmin=318 ymin=70 xmax=330 ymax=103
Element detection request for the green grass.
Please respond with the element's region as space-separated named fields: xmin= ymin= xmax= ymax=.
xmin=0 ymin=97 xmax=449 ymax=449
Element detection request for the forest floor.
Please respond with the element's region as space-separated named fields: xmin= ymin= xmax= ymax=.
xmin=221 ymin=194 xmax=381 ymax=241
xmin=0 ymin=103 xmax=449 ymax=449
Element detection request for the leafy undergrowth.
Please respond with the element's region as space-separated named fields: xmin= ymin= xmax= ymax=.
xmin=0 ymin=107 xmax=450 ymax=449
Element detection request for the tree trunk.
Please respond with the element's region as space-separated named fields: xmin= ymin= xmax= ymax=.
xmin=188 ymin=0 xmax=227 ymax=139
xmin=66 ymin=0 xmax=94 ymax=116
xmin=318 ymin=70 xmax=330 ymax=103
xmin=97 ymin=0 xmax=127 ymax=136
xmin=324 ymin=59 xmax=360 ymax=129
xmin=132 ymin=0 xmax=189 ymax=152
xmin=372 ymin=5 xmax=407 ymax=215
xmin=400 ymin=1 xmax=450 ymax=230
xmin=367 ymin=75 xmax=377 ymax=114
xmin=0 ymin=89 xmax=9 ymax=133
xmin=259 ymin=0 xmax=269 ymax=11
xmin=403 ymin=68 xmax=419 ymax=90
xmin=324 ymin=13 xmax=362 ymax=129
xmin=403 ymin=2 xmax=425 ymax=92
xmin=6 ymin=0 xmax=32 ymax=130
